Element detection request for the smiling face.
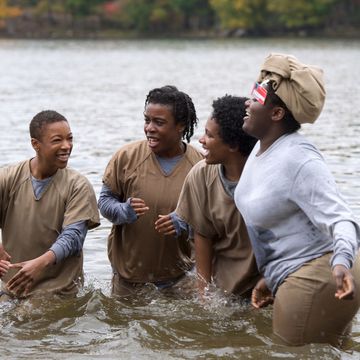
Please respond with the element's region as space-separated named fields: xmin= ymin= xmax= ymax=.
xmin=242 ymin=83 xmax=274 ymax=140
xmin=199 ymin=117 xmax=232 ymax=165
xmin=31 ymin=120 xmax=73 ymax=176
xmin=143 ymin=102 xmax=185 ymax=158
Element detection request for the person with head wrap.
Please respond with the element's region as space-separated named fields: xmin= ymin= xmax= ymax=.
xmin=234 ymin=53 xmax=360 ymax=346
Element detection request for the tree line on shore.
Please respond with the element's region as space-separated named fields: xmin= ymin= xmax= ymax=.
xmin=0 ymin=0 xmax=358 ymax=38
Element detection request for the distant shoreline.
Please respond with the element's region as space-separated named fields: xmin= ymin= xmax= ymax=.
xmin=0 ymin=27 xmax=359 ymax=41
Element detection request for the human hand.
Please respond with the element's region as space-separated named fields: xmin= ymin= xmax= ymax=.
xmin=130 ymin=198 xmax=149 ymax=217
xmin=0 ymin=260 xmax=10 ymax=279
xmin=6 ymin=251 xmax=55 ymax=297
xmin=0 ymin=244 xmax=11 ymax=261
xmin=333 ymin=264 xmax=355 ymax=300
xmin=251 ymin=277 xmax=274 ymax=309
xmin=155 ymin=214 xmax=176 ymax=235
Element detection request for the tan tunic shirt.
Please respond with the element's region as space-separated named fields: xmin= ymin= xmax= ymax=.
xmin=0 ymin=160 xmax=100 ymax=296
xmin=176 ymin=160 xmax=259 ymax=295
xmin=103 ymin=140 xmax=203 ymax=283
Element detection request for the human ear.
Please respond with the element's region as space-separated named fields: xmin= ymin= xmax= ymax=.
xmin=271 ymin=106 xmax=286 ymax=122
xmin=31 ymin=138 xmax=40 ymax=152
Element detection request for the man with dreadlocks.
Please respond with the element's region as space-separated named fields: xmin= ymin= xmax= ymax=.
xmin=98 ymin=85 xmax=203 ymax=296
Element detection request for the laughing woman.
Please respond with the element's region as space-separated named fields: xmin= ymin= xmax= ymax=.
xmin=0 ymin=110 xmax=100 ymax=300
xmin=234 ymin=53 xmax=360 ymax=346
xmin=98 ymin=85 xmax=203 ymax=296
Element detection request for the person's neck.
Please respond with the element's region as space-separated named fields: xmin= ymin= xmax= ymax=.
xmin=156 ymin=141 xmax=185 ymax=159
xmin=258 ymin=128 xmax=289 ymax=156
xmin=222 ymin=154 xmax=247 ymax=182
xmin=30 ymin=157 xmax=57 ymax=180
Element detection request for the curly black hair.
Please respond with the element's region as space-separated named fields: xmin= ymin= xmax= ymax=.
xmin=30 ymin=110 xmax=68 ymax=140
xmin=144 ymin=85 xmax=198 ymax=143
xmin=212 ymin=95 xmax=257 ymax=156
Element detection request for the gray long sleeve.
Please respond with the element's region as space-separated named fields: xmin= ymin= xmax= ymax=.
xmin=50 ymin=220 xmax=88 ymax=263
xmin=98 ymin=184 xmax=137 ymax=225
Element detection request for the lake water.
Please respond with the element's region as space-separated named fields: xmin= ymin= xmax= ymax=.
xmin=0 ymin=38 xmax=359 ymax=359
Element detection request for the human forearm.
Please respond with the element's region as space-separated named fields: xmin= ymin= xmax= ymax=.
xmin=98 ymin=184 xmax=137 ymax=225
xmin=50 ymin=220 xmax=87 ymax=263
xmin=7 ymin=250 xmax=56 ymax=297
xmin=194 ymin=232 xmax=213 ymax=294
xmin=331 ymin=220 xmax=358 ymax=269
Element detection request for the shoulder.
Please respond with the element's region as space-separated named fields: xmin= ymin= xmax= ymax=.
xmin=109 ymin=140 xmax=151 ymax=167
xmin=275 ymin=133 xmax=324 ymax=174
xmin=0 ymin=160 xmax=29 ymax=186
xmin=185 ymin=160 xmax=218 ymax=186
xmin=55 ymin=167 xmax=94 ymax=193
xmin=184 ymin=144 xmax=204 ymax=165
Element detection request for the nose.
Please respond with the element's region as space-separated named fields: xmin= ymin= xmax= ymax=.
xmin=145 ymin=120 xmax=155 ymax=133
xmin=61 ymin=139 xmax=72 ymax=150
xmin=199 ymin=134 xmax=205 ymax=144
xmin=245 ymin=99 xmax=251 ymax=107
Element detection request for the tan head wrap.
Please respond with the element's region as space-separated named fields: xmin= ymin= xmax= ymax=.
xmin=257 ymin=53 xmax=326 ymax=124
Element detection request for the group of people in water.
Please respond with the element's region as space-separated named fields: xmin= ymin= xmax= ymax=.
xmin=0 ymin=53 xmax=359 ymax=347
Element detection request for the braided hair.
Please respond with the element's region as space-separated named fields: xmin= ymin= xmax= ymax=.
xmin=144 ymin=85 xmax=198 ymax=143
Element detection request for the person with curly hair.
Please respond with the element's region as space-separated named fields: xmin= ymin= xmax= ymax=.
xmin=234 ymin=53 xmax=360 ymax=345
xmin=156 ymin=95 xmax=260 ymax=298
xmin=98 ymin=85 xmax=203 ymax=296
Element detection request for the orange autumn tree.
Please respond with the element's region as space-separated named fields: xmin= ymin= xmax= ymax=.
xmin=0 ymin=0 xmax=22 ymax=19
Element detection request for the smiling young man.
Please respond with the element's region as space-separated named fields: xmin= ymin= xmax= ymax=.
xmin=157 ymin=95 xmax=260 ymax=298
xmin=98 ymin=85 xmax=203 ymax=296
xmin=0 ymin=110 xmax=100 ymax=300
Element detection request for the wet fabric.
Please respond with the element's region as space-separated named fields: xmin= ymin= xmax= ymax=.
xmin=176 ymin=160 xmax=259 ymax=295
xmin=273 ymin=253 xmax=360 ymax=346
xmin=234 ymin=132 xmax=359 ymax=295
xmin=0 ymin=160 xmax=100 ymax=296
xmin=103 ymin=140 xmax=203 ymax=284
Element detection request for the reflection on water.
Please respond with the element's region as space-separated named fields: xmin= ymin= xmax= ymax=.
xmin=0 ymin=38 xmax=359 ymax=359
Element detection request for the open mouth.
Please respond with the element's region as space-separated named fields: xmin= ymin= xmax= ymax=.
xmin=202 ymin=148 xmax=209 ymax=157
xmin=57 ymin=153 xmax=70 ymax=162
xmin=147 ymin=137 xmax=160 ymax=148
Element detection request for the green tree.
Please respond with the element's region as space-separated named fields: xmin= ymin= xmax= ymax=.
xmin=267 ymin=0 xmax=337 ymax=29
xmin=209 ymin=0 xmax=272 ymax=35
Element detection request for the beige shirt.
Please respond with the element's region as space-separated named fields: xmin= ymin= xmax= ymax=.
xmin=176 ymin=160 xmax=259 ymax=295
xmin=103 ymin=140 xmax=203 ymax=283
xmin=0 ymin=160 xmax=100 ymax=296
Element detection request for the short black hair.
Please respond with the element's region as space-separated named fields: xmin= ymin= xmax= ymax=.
xmin=29 ymin=110 xmax=68 ymax=140
xmin=212 ymin=95 xmax=257 ymax=156
xmin=145 ymin=85 xmax=198 ymax=143
xmin=266 ymin=82 xmax=301 ymax=133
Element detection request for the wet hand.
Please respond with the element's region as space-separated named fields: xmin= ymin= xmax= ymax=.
xmin=155 ymin=214 xmax=176 ymax=235
xmin=6 ymin=251 xmax=55 ymax=297
xmin=130 ymin=198 xmax=149 ymax=217
xmin=251 ymin=277 xmax=274 ymax=309
xmin=0 ymin=260 xmax=10 ymax=279
xmin=0 ymin=245 xmax=11 ymax=261
xmin=333 ymin=264 xmax=355 ymax=300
